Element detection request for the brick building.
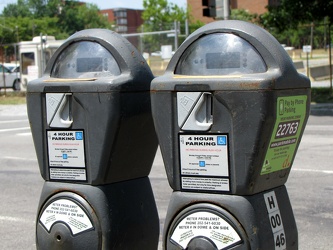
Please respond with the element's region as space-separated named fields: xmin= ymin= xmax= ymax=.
xmin=188 ymin=0 xmax=280 ymax=23
xmin=99 ymin=8 xmax=144 ymax=48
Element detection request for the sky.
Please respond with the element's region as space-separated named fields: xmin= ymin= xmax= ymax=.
xmin=0 ymin=0 xmax=187 ymax=12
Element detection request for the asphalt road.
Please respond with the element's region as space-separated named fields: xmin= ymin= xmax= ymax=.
xmin=0 ymin=104 xmax=332 ymax=249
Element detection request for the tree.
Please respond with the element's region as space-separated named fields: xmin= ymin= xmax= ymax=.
xmin=141 ymin=0 xmax=188 ymax=52
xmin=230 ymin=9 xmax=258 ymax=23
xmin=259 ymin=0 xmax=332 ymax=49
xmin=261 ymin=0 xmax=333 ymax=31
xmin=1 ymin=0 xmax=109 ymax=42
xmin=2 ymin=0 xmax=31 ymax=17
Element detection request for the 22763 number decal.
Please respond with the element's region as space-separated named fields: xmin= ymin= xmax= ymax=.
xmin=275 ymin=120 xmax=300 ymax=139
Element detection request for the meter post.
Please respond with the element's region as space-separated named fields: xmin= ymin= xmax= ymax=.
xmin=27 ymin=29 xmax=159 ymax=249
xmin=151 ymin=20 xmax=310 ymax=249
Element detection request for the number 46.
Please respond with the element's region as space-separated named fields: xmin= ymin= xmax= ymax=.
xmin=275 ymin=232 xmax=286 ymax=249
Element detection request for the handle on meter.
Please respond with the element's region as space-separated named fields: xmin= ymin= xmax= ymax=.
xmin=181 ymin=92 xmax=213 ymax=131
xmin=46 ymin=93 xmax=73 ymax=128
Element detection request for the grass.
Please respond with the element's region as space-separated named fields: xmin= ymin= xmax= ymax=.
xmin=0 ymin=87 xmax=332 ymax=105
xmin=0 ymin=91 xmax=26 ymax=105
xmin=311 ymin=87 xmax=333 ymax=103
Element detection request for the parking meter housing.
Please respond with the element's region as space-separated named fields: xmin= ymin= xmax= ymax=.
xmin=27 ymin=29 xmax=159 ymax=249
xmin=27 ymin=29 xmax=158 ymax=185
xmin=151 ymin=20 xmax=310 ymax=195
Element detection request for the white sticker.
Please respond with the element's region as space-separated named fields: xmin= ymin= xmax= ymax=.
xmin=170 ymin=211 xmax=241 ymax=249
xmin=39 ymin=199 xmax=93 ymax=235
xmin=47 ymin=130 xmax=85 ymax=168
xmin=50 ymin=168 xmax=86 ymax=181
xmin=264 ymin=191 xmax=286 ymax=250
xmin=179 ymin=134 xmax=229 ymax=191
xmin=180 ymin=135 xmax=229 ymax=176
xmin=182 ymin=177 xmax=229 ymax=192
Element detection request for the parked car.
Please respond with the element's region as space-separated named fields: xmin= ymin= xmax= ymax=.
xmin=0 ymin=64 xmax=21 ymax=91
xmin=4 ymin=63 xmax=20 ymax=74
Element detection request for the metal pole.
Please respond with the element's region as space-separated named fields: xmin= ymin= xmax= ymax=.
xmin=185 ymin=19 xmax=189 ymax=37
xmin=306 ymin=52 xmax=309 ymax=78
xmin=40 ymin=33 xmax=44 ymax=78
xmin=224 ymin=0 xmax=230 ymax=20
xmin=328 ymin=23 xmax=332 ymax=96
xmin=2 ymin=46 xmax=6 ymax=96
xmin=174 ymin=20 xmax=179 ymax=51
xmin=310 ymin=22 xmax=314 ymax=58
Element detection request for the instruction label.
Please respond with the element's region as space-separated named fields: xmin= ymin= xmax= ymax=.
xmin=39 ymin=198 xmax=93 ymax=235
xmin=182 ymin=177 xmax=229 ymax=192
xmin=170 ymin=211 xmax=241 ymax=249
xmin=261 ymin=96 xmax=307 ymax=175
xmin=179 ymin=134 xmax=229 ymax=191
xmin=50 ymin=168 xmax=86 ymax=181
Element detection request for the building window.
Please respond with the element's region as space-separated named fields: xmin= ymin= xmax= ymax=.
xmin=117 ymin=18 xmax=127 ymax=25
xmin=115 ymin=10 xmax=127 ymax=18
xmin=116 ymin=26 xmax=128 ymax=32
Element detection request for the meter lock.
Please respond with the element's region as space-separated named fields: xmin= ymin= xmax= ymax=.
xmin=46 ymin=93 xmax=73 ymax=128
xmin=177 ymin=92 xmax=213 ymax=131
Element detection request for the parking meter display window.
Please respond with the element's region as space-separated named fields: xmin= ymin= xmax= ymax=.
xmin=175 ymin=33 xmax=267 ymax=75
xmin=51 ymin=41 xmax=121 ymax=78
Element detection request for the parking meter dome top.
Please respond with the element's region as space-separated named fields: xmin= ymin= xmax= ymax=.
xmin=168 ymin=21 xmax=304 ymax=84
xmin=51 ymin=41 xmax=121 ymax=79
xmin=43 ymin=29 xmax=153 ymax=85
xmin=175 ymin=33 xmax=267 ymax=75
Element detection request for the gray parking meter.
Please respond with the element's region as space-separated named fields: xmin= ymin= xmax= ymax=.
xmin=151 ymin=20 xmax=310 ymax=249
xmin=27 ymin=29 xmax=159 ymax=249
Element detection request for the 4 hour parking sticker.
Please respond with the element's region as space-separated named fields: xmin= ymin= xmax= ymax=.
xmin=47 ymin=130 xmax=86 ymax=181
xmin=179 ymin=134 xmax=229 ymax=191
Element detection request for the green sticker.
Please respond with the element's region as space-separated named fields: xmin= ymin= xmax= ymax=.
xmin=261 ymin=95 xmax=307 ymax=175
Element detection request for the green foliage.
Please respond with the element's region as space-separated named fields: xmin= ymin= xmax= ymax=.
xmin=260 ymin=0 xmax=333 ymax=30
xmin=2 ymin=0 xmax=31 ymax=17
xmin=311 ymin=88 xmax=333 ymax=103
xmin=259 ymin=0 xmax=333 ymax=49
xmin=230 ymin=9 xmax=258 ymax=23
xmin=141 ymin=0 xmax=188 ymax=52
xmin=0 ymin=0 xmax=110 ymax=44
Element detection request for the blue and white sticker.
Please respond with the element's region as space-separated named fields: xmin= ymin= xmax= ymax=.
xmin=47 ymin=130 xmax=86 ymax=181
xmin=180 ymin=134 xmax=229 ymax=177
xmin=179 ymin=134 xmax=229 ymax=191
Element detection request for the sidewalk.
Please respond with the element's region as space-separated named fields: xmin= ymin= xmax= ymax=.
xmin=0 ymin=104 xmax=27 ymax=116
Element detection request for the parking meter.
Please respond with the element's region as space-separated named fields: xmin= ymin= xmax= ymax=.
xmin=151 ymin=20 xmax=310 ymax=249
xmin=27 ymin=29 xmax=159 ymax=249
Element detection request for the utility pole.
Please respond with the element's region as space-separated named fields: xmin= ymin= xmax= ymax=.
xmin=224 ymin=0 xmax=230 ymax=20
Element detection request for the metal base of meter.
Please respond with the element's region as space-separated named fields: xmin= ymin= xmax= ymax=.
xmin=36 ymin=177 xmax=159 ymax=250
xmin=164 ymin=185 xmax=297 ymax=250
